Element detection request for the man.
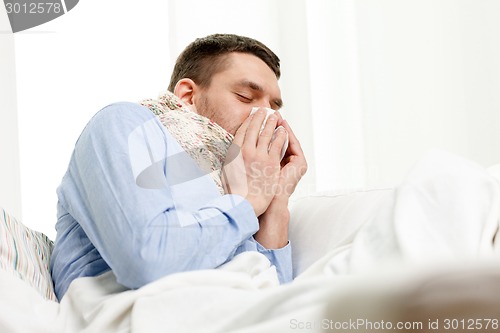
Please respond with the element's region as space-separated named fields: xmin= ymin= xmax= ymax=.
xmin=50 ymin=34 xmax=307 ymax=300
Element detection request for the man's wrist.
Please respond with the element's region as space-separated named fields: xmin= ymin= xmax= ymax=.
xmin=255 ymin=195 xmax=290 ymax=249
xmin=273 ymin=194 xmax=290 ymax=205
xmin=260 ymin=196 xmax=289 ymax=221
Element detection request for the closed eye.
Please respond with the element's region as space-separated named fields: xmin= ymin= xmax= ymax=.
xmin=235 ymin=93 xmax=253 ymax=103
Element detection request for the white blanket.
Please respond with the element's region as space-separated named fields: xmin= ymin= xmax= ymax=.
xmin=2 ymin=150 xmax=500 ymax=332
xmin=1 ymin=252 xmax=348 ymax=333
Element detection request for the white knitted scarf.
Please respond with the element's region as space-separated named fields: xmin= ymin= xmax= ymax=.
xmin=139 ymin=91 xmax=234 ymax=194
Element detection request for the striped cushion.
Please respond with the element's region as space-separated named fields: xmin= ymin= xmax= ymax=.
xmin=0 ymin=207 xmax=57 ymax=301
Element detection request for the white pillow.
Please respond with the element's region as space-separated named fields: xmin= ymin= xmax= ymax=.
xmin=289 ymin=188 xmax=394 ymax=277
xmin=488 ymin=164 xmax=500 ymax=182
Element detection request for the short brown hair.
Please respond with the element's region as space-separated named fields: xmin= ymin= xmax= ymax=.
xmin=168 ymin=34 xmax=280 ymax=92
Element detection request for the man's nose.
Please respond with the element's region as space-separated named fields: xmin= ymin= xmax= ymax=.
xmin=250 ymin=106 xmax=283 ymax=126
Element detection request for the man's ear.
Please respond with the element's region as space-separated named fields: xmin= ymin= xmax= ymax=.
xmin=173 ymin=78 xmax=198 ymax=106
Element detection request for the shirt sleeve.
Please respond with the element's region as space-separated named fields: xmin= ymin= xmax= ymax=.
xmin=58 ymin=102 xmax=284 ymax=289
xmin=235 ymin=238 xmax=293 ymax=284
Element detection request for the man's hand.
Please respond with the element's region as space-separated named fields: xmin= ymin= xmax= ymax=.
xmin=222 ymin=109 xmax=288 ymax=216
xmin=254 ymin=119 xmax=308 ymax=249
xmin=275 ymin=119 xmax=308 ymax=199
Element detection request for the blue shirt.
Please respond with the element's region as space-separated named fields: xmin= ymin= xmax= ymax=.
xmin=50 ymin=102 xmax=292 ymax=300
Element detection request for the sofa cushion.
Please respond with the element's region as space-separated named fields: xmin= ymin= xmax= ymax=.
xmin=0 ymin=207 xmax=57 ymax=301
xmin=289 ymin=188 xmax=394 ymax=277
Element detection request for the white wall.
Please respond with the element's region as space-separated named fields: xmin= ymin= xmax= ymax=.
xmin=14 ymin=0 xmax=171 ymax=239
xmin=0 ymin=7 xmax=22 ymax=219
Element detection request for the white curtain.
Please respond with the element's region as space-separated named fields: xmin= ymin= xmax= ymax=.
xmin=4 ymin=0 xmax=500 ymax=238
xmin=350 ymin=0 xmax=500 ymax=189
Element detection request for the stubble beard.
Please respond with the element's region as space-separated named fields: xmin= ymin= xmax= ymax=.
xmin=197 ymin=94 xmax=237 ymax=135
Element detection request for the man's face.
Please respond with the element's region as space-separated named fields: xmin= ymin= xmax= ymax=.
xmin=193 ymin=52 xmax=283 ymax=135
